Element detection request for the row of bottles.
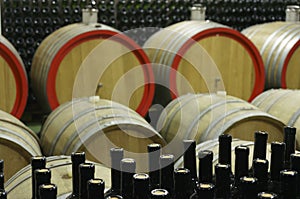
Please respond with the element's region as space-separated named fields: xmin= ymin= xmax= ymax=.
xmin=2 ymin=0 xmax=299 ymax=72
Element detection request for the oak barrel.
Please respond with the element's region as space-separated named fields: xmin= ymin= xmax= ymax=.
xmin=242 ymin=22 xmax=300 ymax=89
xmin=0 ymin=36 xmax=28 ymax=118
xmin=175 ymin=138 xmax=272 ymax=174
xmin=40 ymin=96 xmax=166 ymax=171
xmin=4 ymin=155 xmax=111 ymax=199
xmin=157 ymin=93 xmax=284 ymax=146
xmin=0 ymin=110 xmax=42 ymax=181
xmin=31 ymin=23 xmax=154 ymax=116
xmin=252 ymin=89 xmax=300 ymax=149
xmin=143 ymin=20 xmax=265 ymax=105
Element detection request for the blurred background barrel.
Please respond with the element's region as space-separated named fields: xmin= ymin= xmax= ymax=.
xmin=144 ymin=19 xmax=265 ymax=107
xmin=40 ymin=96 xmax=166 ymax=172
xmin=157 ymin=93 xmax=284 ymax=147
xmin=31 ymin=22 xmax=154 ymax=117
xmin=4 ymin=155 xmax=111 ymax=198
xmin=0 ymin=35 xmax=28 ymax=118
xmin=252 ymin=89 xmax=300 ymax=149
xmin=242 ymin=22 xmax=300 ymax=90
xmin=0 ymin=110 xmax=41 ymax=181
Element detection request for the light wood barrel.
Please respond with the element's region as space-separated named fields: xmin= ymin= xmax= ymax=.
xmin=242 ymin=22 xmax=300 ymax=89
xmin=143 ymin=20 xmax=265 ymax=105
xmin=0 ymin=110 xmax=42 ymax=181
xmin=175 ymin=139 xmax=272 ymax=174
xmin=157 ymin=93 xmax=284 ymax=145
xmin=252 ymin=89 xmax=300 ymax=149
xmin=5 ymin=155 xmax=111 ymax=199
xmin=0 ymin=36 xmax=28 ymax=118
xmin=31 ymin=23 xmax=154 ymax=116
xmin=40 ymin=97 xmax=166 ymax=171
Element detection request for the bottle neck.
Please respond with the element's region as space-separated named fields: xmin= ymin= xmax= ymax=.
xmin=270 ymin=142 xmax=285 ymax=181
xmin=253 ymin=131 xmax=268 ymax=160
xmin=71 ymin=152 xmax=86 ymax=197
xmin=87 ymin=179 xmax=105 ymax=199
xmin=198 ymin=150 xmax=213 ymax=183
xmin=234 ymin=146 xmax=249 ymax=183
xmin=79 ymin=163 xmax=95 ymax=199
xmin=174 ymin=168 xmax=192 ymax=199
xmin=218 ymin=134 xmax=232 ymax=167
xmin=159 ymin=154 xmax=174 ymax=195
xmin=31 ymin=156 xmax=46 ymax=199
xmin=133 ymin=173 xmax=150 ymax=199
xmin=39 ymin=184 xmax=57 ymax=199
xmin=148 ymin=144 xmax=161 ymax=190
xmin=183 ymin=140 xmax=197 ymax=183
xmin=34 ymin=169 xmax=52 ymax=199
xmin=215 ymin=164 xmax=231 ymax=198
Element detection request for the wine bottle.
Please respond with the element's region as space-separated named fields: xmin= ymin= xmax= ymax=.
xmin=34 ymin=169 xmax=52 ymax=199
xmin=0 ymin=160 xmax=3 ymax=173
xmin=234 ymin=145 xmax=249 ymax=183
xmin=269 ymin=142 xmax=285 ymax=195
xmin=39 ymin=184 xmax=57 ymax=199
xmin=67 ymin=152 xmax=86 ymax=199
xmin=198 ymin=150 xmax=213 ymax=183
xmin=252 ymin=159 xmax=269 ymax=193
xmin=253 ymin=131 xmax=268 ymax=160
xmin=159 ymin=154 xmax=174 ymax=196
xmin=150 ymin=189 xmax=169 ymax=199
xmin=190 ymin=183 xmax=215 ymax=199
xmin=218 ymin=134 xmax=232 ymax=167
xmin=283 ymin=126 xmax=296 ymax=168
xmin=87 ymin=179 xmax=105 ymax=199
xmin=31 ymin=156 xmax=47 ymax=199
xmin=147 ymin=144 xmax=161 ymax=190
xmin=239 ymin=176 xmax=258 ymax=199
xmin=79 ymin=163 xmax=95 ymax=199
xmin=120 ymin=158 xmax=136 ymax=199
xmin=133 ymin=173 xmax=150 ymax=199
xmin=215 ymin=164 xmax=231 ymax=198
xmin=280 ymin=170 xmax=298 ymax=199
xmin=174 ymin=168 xmax=192 ymax=199
xmin=291 ymin=153 xmax=300 ymax=197
xmin=257 ymin=192 xmax=278 ymax=199
xmin=0 ymin=191 xmax=6 ymax=199
xmin=183 ymin=140 xmax=197 ymax=189
xmin=105 ymin=148 xmax=124 ymax=197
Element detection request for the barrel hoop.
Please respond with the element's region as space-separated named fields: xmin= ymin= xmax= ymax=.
xmin=69 ymin=121 xmax=161 ymax=154
xmin=199 ymin=106 xmax=256 ymax=142
xmin=0 ymin=126 xmax=40 ymax=155
xmin=186 ymin=100 xmax=244 ymax=140
xmin=269 ymin=27 xmax=300 ymax=87
xmin=62 ymin=114 xmax=153 ymax=154
xmin=281 ymin=39 xmax=300 ymax=88
xmin=0 ymin=42 xmax=28 ymax=118
xmin=170 ymin=27 xmax=265 ymax=101
xmin=46 ymin=30 xmax=154 ymax=116
xmin=48 ymin=105 xmax=145 ymax=154
xmin=163 ymin=94 xmax=203 ymax=134
xmin=264 ymin=90 xmax=293 ymax=112
xmin=288 ymin=109 xmax=300 ymax=127
xmin=251 ymin=89 xmax=277 ymax=107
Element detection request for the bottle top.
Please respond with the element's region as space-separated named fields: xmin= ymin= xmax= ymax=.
xmin=253 ymin=158 xmax=269 ymax=182
xmin=39 ymin=184 xmax=57 ymax=199
xmin=88 ymin=178 xmax=105 ymax=193
xmin=257 ymin=192 xmax=278 ymax=198
xmin=253 ymin=131 xmax=268 ymax=160
xmin=71 ymin=152 xmax=86 ymax=163
xmin=291 ymin=153 xmax=300 ymax=172
xmin=31 ymin=156 xmax=46 ymax=171
xmin=151 ymin=189 xmax=169 ymax=198
xmin=106 ymin=195 xmax=123 ymax=199
xmin=121 ymin=158 xmax=136 ymax=173
xmin=147 ymin=143 xmax=162 ymax=152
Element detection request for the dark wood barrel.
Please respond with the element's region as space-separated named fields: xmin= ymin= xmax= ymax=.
xmin=242 ymin=22 xmax=300 ymax=89
xmin=144 ymin=20 xmax=265 ymax=106
xmin=31 ymin=23 xmax=154 ymax=117
xmin=0 ymin=110 xmax=42 ymax=181
xmin=252 ymin=89 xmax=300 ymax=149
xmin=0 ymin=35 xmax=28 ymax=118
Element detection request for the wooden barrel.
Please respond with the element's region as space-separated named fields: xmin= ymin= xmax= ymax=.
xmin=40 ymin=97 xmax=166 ymax=171
xmin=5 ymin=155 xmax=111 ymax=199
xmin=0 ymin=35 xmax=28 ymax=118
xmin=242 ymin=22 xmax=300 ymax=89
xmin=252 ymin=89 xmax=300 ymax=149
xmin=157 ymin=93 xmax=284 ymax=146
xmin=143 ymin=20 xmax=265 ymax=105
xmin=175 ymin=139 xmax=272 ymax=174
xmin=31 ymin=23 xmax=154 ymax=116
xmin=0 ymin=110 xmax=42 ymax=181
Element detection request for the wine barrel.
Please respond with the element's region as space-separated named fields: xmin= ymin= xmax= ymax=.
xmin=31 ymin=23 xmax=154 ymax=116
xmin=252 ymin=89 xmax=300 ymax=149
xmin=5 ymin=156 xmax=111 ymax=199
xmin=0 ymin=110 xmax=41 ymax=181
xmin=242 ymin=22 xmax=300 ymax=89
xmin=157 ymin=93 xmax=284 ymax=146
xmin=40 ymin=96 xmax=166 ymax=171
xmin=0 ymin=35 xmax=28 ymax=118
xmin=175 ymin=138 xmax=271 ymax=174
xmin=143 ymin=20 xmax=265 ymax=105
